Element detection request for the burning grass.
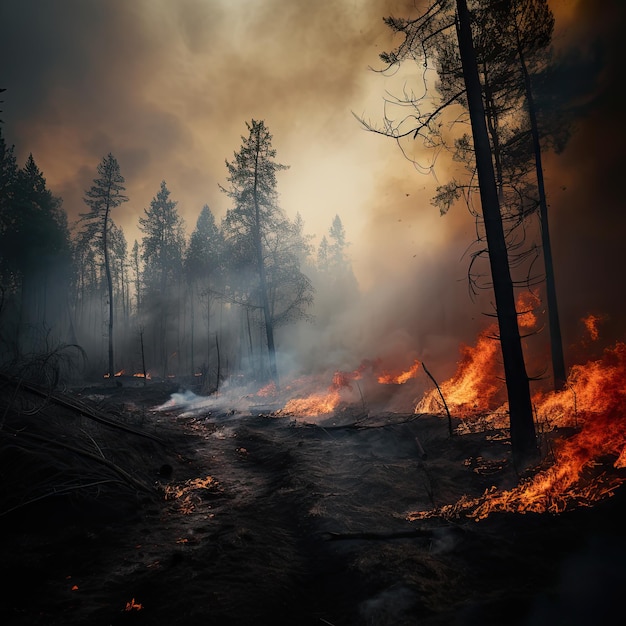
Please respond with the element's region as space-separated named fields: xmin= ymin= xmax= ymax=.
xmin=407 ymin=341 xmax=626 ymax=521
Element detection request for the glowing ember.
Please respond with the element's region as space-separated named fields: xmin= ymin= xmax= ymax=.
xmin=378 ymin=359 xmax=421 ymax=384
xmin=163 ymin=475 xmax=220 ymax=514
xmin=124 ymin=598 xmax=143 ymax=611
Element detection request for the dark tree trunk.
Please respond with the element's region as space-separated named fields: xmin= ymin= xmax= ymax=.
xmin=516 ymin=38 xmax=567 ymax=392
xmin=252 ymin=147 xmax=279 ymax=388
xmin=455 ymin=0 xmax=537 ymax=465
xmin=103 ymin=203 xmax=114 ymax=377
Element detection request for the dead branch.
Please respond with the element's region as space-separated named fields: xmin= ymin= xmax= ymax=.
xmin=9 ymin=429 xmax=154 ymax=494
xmin=0 ymin=371 xmax=164 ymax=444
xmin=421 ymin=361 xmax=454 ymax=437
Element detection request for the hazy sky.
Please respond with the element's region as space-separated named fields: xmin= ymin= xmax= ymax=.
xmin=1 ymin=0 xmax=624 ymax=378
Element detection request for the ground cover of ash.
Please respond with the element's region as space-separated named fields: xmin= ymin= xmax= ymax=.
xmin=1 ymin=381 xmax=624 ymax=626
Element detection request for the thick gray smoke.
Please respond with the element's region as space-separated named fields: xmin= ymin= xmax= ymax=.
xmin=1 ymin=0 xmax=623 ymax=397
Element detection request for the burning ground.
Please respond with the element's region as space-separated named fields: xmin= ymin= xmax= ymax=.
xmin=1 ymin=324 xmax=625 ymax=625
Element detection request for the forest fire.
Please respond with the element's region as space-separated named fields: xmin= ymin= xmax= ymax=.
xmin=408 ymin=340 xmax=626 ymax=521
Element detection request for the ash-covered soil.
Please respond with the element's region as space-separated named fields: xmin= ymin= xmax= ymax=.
xmin=1 ymin=381 xmax=624 ymax=625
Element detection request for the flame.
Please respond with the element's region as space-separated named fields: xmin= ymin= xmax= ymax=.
xmin=124 ymin=598 xmax=143 ymax=611
xmin=281 ymin=389 xmax=342 ymax=416
xmin=133 ymin=372 xmax=152 ymax=379
xmin=256 ymin=381 xmax=277 ymax=397
xmin=516 ymin=289 xmax=540 ymax=330
xmin=103 ymin=369 xmax=125 ymax=378
xmin=330 ymin=359 xmax=378 ymax=389
xmin=582 ymin=313 xmax=603 ymax=341
xmin=276 ymin=362 xmax=379 ymax=417
xmin=415 ymin=291 xmax=540 ymax=417
xmin=378 ymin=359 xmax=421 ymax=384
xmin=409 ymin=342 xmax=626 ymax=521
xmin=416 ymin=324 xmax=503 ymax=416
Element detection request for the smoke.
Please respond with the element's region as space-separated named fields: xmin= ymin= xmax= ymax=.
xmin=1 ymin=0 xmax=623 ymax=390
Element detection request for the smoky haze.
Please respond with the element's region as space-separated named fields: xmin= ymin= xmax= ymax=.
xmin=0 ymin=0 xmax=624 ymax=398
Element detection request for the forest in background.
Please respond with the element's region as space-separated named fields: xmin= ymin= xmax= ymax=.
xmin=0 ymin=117 xmax=359 ymax=388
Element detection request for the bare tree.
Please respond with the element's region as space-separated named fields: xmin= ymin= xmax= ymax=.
xmin=361 ymin=0 xmax=538 ymax=464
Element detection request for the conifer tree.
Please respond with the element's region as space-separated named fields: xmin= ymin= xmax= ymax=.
xmin=221 ymin=120 xmax=313 ymax=387
xmin=81 ymin=154 xmax=128 ymax=377
xmin=139 ymin=180 xmax=185 ymax=377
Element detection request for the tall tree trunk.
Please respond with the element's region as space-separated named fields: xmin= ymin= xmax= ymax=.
xmin=206 ymin=285 xmax=211 ymax=378
xmin=455 ymin=0 xmax=537 ymax=465
xmin=102 ymin=203 xmax=114 ymax=377
xmin=252 ymin=145 xmax=279 ymax=388
xmin=215 ymin=332 xmax=221 ymax=394
xmin=515 ymin=34 xmax=566 ymax=391
xmin=190 ymin=281 xmax=195 ymax=376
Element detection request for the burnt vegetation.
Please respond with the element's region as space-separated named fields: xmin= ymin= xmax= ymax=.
xmin=1 ymin=1 xmax=625 ymax=624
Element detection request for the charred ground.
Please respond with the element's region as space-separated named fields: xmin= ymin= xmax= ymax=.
xmin=1 ymin=379 xmax=624 ymax=625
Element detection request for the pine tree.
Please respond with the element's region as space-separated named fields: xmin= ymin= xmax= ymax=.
xmin=7 ymin=155 xmax=72 ymax=354
xmin=139 ymin=180 xmax=185 ymax=377
xmin=184 ymin=204 xmax=224 ymax=382
xmin=221 ymin=120 xmax=313 ymax=387
xmin=80 ymin=154 xmax=128 ymax=377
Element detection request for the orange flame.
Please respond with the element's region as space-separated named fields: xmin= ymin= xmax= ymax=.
xmin=103 ymin=369 xmax=125 ymax=378
xmin=378 ymin=359 xmax=421 ymax=384
xmin=415 ymin=291 xmax=540 ymax=417
xmin=409 ymin=342 xmax=626 ymax=520
xmin=582 ymin=313 xmax=602 ymax=341
xmin=124 ymin=598 xmax=143 ymax=611
xmin=277 ymin=361 xmax=381 ymax=417
xmin=415 ymin=324 xmax=503 ymax=416
xmin=516 ymin=289 xmax=540 ymax=330
xmin=281 ymin=389 xmax=342 ymax=416
xmin=256 ymin=381 xmax=277 ymax=397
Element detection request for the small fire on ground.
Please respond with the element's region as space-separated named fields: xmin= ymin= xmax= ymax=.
xmin=258 ymin=293 xmax=625 ymax=519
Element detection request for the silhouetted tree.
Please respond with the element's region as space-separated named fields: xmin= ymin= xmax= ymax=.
xmin=221 ymin=119 xmax=312 ymax=387
xmin=317 ymin=235 xmax=330 ymax=273
xmin=139 ymin=180 xmax=185 ymax=377
xmin=3 ymin=155 xmax=72 ymax=354
xmin=184 ymin=204 xmax=224 ymax=383
xmin=0 ymin=129 xmax=18 ymax=295
xmin=131 ymin=239 xmax=141 ymax=314
xmin=80 ymin=154 xmax=128 ymax=377
xmin=455 ymin=0 xmax=537 ymax=463
xmin=433 ymin=0 xmax=565 ymax=390
xmin=366 ymin=0 xmax=538 ymax=464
